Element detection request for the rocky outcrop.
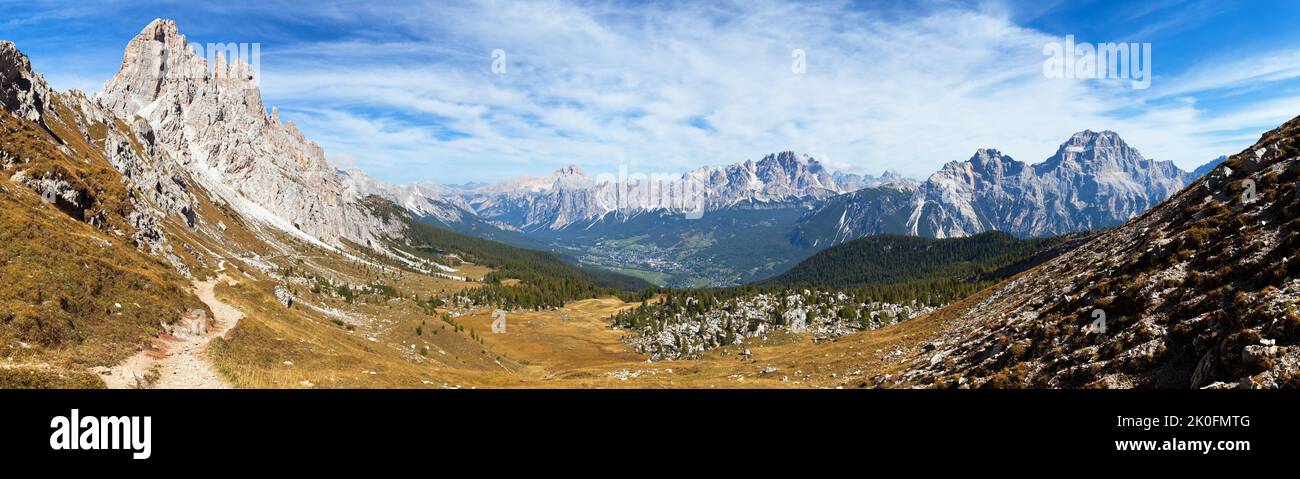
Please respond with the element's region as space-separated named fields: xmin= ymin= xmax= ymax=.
xmin=97 ymin=19 xmax=397 ymax=248
xmin=0 ymin=38 xmax=195 ymax=259
xmin=63 ymin=89 xmax=197 ymax=228
xmin=615 ymin=290 xmax=935 ymax=360
xmin=0 ymin=41 xmax=51 ymax=128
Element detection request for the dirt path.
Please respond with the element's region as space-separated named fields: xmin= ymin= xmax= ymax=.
xmin=100 ymin=275 xmax=242 ymax=389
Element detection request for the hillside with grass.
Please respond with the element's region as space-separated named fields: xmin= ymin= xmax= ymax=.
xmin=0 ymin=107 xmax=206 ymax=388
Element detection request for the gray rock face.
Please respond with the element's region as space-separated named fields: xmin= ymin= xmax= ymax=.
xmin=96 ymin=19 xmax=397 ymax=248
xmin=455 ymin=165 xmax=598 ymax=230
xmin=0 ymin=41 xmax=51 ymax=127
xmin=65 ymin=89 xmax=198 ymax=230
xmin=694 ymin=152 xmax=844 ymax=206
xmin=0 ymin=38 xmax=195 ymax=260
xmin=274 ymin=285 xmax=294 ymax=308
xmin=907 ymin=131 xmax=1191 ymax=238
xmin=789 ymin=183 xmax=918 ymax=248
xmin=338 ymin=167 xmax=475 ymax=227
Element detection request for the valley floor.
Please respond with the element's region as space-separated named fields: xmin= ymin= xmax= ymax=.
xmin=193 ymin=265 xmax=985 ymax=389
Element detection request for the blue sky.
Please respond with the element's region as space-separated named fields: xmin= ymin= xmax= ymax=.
xmin=3 ymin=0 xmax=1299 ymax=184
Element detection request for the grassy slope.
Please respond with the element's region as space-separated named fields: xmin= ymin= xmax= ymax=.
xmin=0 ymin=109 xmax=205 ymax=388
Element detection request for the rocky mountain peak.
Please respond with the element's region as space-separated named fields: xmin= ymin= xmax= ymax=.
xmin=905 ymin=130 xmax=1192 ymax=238
xmin=880 ymin=170 xmax=907 ymax=181
xmin=100 ymin=19 xmax=196 ymax=117
xmin=555 ymin=164 xmax=585 ymax=176
xmin=936 ymin=148 xmax=1019 ymax=178
xmin=968 ymin=148 xmax=1012 ymax=168
xmin=1063 ymin=129 xmax=1128 ymax=151
xmin=758 ymin=151 xmax=814 ymax=171
xmin=144 ymin=17 xmax=182 ymax=40
xmin=93 ymin=19 xmax=393 ymax=248
xmin=0 ymin=41 xmax=52 ymax=126
xmin=1045 ymin=129 xmax=1144 ymax=170
xmin=750 ymin=151 xmax=833 ymax=190
xmin=99 ymin=18 xmax=263 ymax=120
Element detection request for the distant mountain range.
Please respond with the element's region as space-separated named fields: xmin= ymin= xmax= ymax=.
xmin=362 ymin=132 xmax=1224 ymax=286
xmin=795 ymin=131 xmax=1207 ymax=247
xmin=435 ymin=151 xmax=910 ymax=233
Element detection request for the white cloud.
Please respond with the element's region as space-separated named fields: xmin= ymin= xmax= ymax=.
xmin=235 ymin=0 xmax=1298 ymax=183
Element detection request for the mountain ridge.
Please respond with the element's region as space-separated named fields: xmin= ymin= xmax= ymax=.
xmin=885 ymin=117 xmax=1300 ymax=388
xmin=795 ymin=130 xmax=1217 ymax=248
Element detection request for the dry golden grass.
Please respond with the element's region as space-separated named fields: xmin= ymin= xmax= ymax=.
xmin=206 ymin=275 xmax=534 ymax=388
xmin=343 ymin=286 xmax=986 ymax=388
xmin=201 ymin=264 xmax=993 ymax=388
xmin=208 ymin=278 xmax=478 ymax=388
xmin=456 ymin=263 xmax=492 ymax=281
xmin=0 ymin=110 xmax=207 ymax=387
xmin=0 ymin=365 xmax=105 ymax=389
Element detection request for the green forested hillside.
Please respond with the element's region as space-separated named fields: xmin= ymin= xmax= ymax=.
xmin=362 ymin=196 xmax=652 ymax=309
xmin=787 ymin=185 xmax=915 ymax=248
xmin=760 ymin=231 xmax=1088 ymax=290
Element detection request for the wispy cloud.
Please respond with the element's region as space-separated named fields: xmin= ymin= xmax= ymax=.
xmin=8 ymin=0 xmax=1299 ymax=183
xmin=251 ymin=0 xmax=1298 ymax=182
